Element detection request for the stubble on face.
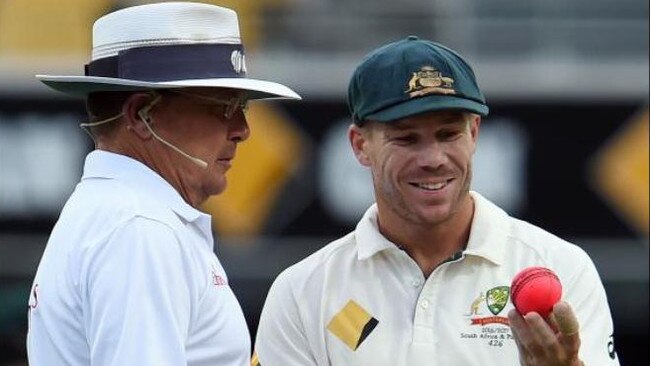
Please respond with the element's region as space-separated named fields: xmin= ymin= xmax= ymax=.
xmin=368 ymin=112 xmax=477 ymax=229
xmin=372 ymin=157 xmax=473 ymax=227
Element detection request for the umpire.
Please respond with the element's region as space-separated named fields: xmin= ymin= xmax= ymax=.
xmin=27 ymin=2 xmax=299 ymax=366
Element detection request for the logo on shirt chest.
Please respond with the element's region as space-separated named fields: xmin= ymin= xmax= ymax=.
xmin=28 ymin=284 xmax=39 ymax=310
xmin=211 ymin=266 xmax=228 ymax=287
xmin=327 ymin=300 xmax=378 ymax=351
xmin=460 ymin=285 xmax=514 ymax=348
xmin=467 ymin=286 xmax=510 ymax=325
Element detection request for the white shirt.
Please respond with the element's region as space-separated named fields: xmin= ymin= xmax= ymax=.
xmin=27 ymin=150 xmax=250 ymax=366
xmin=255 ymin=192 xmax=619 ymax=366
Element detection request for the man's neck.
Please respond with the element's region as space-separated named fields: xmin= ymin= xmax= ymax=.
xmin=96 ymin=140 xmax=205 ymax=208
xmin=377 ymin=196 xmax=475 ymax=277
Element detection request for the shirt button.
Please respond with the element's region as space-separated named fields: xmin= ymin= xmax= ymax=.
xmin=411 ymin=279 xmax=422 ymax=287
xmin=420 ymin=300 xmax=430 ymax=309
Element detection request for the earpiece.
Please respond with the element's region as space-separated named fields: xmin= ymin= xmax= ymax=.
xmin=138 ymin=109 xmax=150 ymax=123
xmin=135 ymin=94 xmax=208 ymax=169
xmin=137 ymin=94 xmax=160 ymax=123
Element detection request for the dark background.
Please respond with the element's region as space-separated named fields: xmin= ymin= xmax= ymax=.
xmin=1 ymin=97 xmax=647 ymax=365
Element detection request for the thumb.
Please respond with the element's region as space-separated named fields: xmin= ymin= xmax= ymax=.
xmin=551 ymin=301 xmax=580 ymax=336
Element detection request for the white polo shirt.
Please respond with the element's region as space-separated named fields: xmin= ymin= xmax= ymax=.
xmin=255 ymin=192 xmax=619 ymax=366
xmin=27 ymin=150 xmax=250 ymax=366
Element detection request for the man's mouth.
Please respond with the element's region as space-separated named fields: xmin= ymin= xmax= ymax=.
xmin=410 ymin=179 xmax=453 ymax=191
xmin=217 ymin=157 xmax=233 ymax=167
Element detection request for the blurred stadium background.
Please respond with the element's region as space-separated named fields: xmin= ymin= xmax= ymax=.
xmin=0 ymin=0 xmax=648 ymax=364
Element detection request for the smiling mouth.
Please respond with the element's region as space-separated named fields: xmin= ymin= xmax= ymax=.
xmin=410 ymin=179 xmax=453 ymax=191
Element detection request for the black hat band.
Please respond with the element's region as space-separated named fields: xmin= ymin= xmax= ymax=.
xmin=85 ymin=43 xmax=246 ymax=82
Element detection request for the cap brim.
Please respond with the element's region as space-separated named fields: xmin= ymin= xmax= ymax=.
xmin=366 ymin=94 xmax=488 ymax=122
xmin=35 ymin=75 xmax=301 ymax=100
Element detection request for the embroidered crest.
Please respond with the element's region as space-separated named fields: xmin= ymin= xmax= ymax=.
xmin=460 ymin=285 xmax=514 ymax=347
xmin=405 ymin=66 xmax=455 ymax=97
xmin=486 ymin=286 xmax=510 ymax=315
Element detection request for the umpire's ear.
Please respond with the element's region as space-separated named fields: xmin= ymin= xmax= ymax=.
xmin=348 ymin=123 xmax=372 ymax=167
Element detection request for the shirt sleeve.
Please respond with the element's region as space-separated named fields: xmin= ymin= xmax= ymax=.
xmin=254 ymin=268 xmax=319 ymax=366
xmin=82 ymin=217 xmax=192 ymax=366
xmin=563 ymin=252 xmax=621 ymax=366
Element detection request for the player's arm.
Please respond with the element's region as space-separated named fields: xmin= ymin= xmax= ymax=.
xmin=83 ymin=217 xmax=191 ymax=366
xmin=254 ymin=269 xmax=319 ymax=366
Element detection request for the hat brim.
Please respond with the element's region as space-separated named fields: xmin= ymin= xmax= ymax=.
xmin=366 ymin=94 xmax=488 ymax=123
xmin=35 ymin=75 xmax=301 ymax=100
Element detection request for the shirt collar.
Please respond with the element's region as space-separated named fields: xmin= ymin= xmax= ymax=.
xmin=355 ymin=191 xmax=509 ymax=265
xmin=81 ymin=150 xmax=205 ymax=223
xmin=464 ymin=191 xmax=508 ymax=266
xmin=356 ymin=204 xmax=402 ymax=260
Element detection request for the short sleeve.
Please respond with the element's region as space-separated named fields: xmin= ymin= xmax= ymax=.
xmin=563 ymin=252 xmax=620 ymax=365
xmin=254 ymin=269 xmax=319 ymax=366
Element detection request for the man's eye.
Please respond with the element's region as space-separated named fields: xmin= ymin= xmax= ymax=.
xmin=210 ymin=104 xmax=231 ymax=117
xmin=392 ymin=135 xmax=416 ymax=144
xmin=440 ymin=130 xmax=463 ymax=140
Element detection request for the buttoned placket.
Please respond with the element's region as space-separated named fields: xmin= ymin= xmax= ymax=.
xmin=411 ymin=254 xmax=466 ymax=345
xmin=390 ymin=248 xmax=437 ymax=344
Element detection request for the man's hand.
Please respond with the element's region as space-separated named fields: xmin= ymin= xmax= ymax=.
xmin=508 ymin=301 xmax=583 ymax=366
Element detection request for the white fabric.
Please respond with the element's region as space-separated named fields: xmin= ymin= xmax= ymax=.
xmin=27 ymin=150 xmax=250 ymax=366
xmin=35 ymin=2 xmax=301 ymax=100
xmin=255 ymin=192 xmax=620 ymax=366
xmin=92 ymin=2 xmax=240 ymax=60
xmin=35 ymin=75 xmax=302 ymax=100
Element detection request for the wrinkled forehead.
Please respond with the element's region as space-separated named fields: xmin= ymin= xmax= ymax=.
xmin=374 ymin=110 xmax=471 ymax=131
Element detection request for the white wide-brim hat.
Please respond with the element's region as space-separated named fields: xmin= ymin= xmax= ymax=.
xmin=36 ymin=2 xmax=301 ymax=101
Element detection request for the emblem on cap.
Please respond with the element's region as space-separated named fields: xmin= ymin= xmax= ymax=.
xmin=231 ymin=50 xmax=247 ymax=74
xmin=405 ymin=66 xmax=455 ymax=97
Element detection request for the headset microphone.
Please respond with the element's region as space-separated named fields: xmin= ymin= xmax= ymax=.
xmin=138 ymin=100 xmax=209 ymax=169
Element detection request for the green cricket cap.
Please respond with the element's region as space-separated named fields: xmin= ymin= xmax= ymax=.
xmin=348 ymin=36 xmax=488 ymax=124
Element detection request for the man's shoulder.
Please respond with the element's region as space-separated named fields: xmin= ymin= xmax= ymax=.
xmin=50 ymin=178 xmax=180 ymax=252
xmin=71 ymin=177 xmax=176 ymax=224
xmin=272 ymin=231 xmax=358 ymax=288
xmin=506 ymin=215 xmax=590 ymax=262
xmin=475 ymin=192 xmax=586 ymax=257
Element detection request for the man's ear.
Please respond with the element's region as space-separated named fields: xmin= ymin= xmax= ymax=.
xmin=348 ymin=124 xmax=372 ymax=167
xmin=469 ymin=114 xmax=481 ymax=153
xmin=123 ymin=93 xmax=157 ymax=139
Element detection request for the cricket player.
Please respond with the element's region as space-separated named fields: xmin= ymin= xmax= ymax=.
xmin=253 ymin=36 xmax=619 ymax=366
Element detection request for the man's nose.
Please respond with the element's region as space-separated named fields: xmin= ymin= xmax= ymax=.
xmin=417 ymin=143 xmax=448 ymax=169
xmin=229 ymin=114 xmax=250 ymax=143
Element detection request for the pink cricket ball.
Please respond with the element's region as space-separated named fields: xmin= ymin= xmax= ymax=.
xmin=510 ymin=266 xmax=562 ymax=319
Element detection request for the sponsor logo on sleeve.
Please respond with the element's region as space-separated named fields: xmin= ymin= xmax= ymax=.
xmin=211 ymin=266 xmax=228 ymax=287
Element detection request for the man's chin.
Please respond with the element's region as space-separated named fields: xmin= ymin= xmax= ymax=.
xmin=205 ymin=178 xmax=227 ymax=197
xmin=412 ymin=204 xmax=455 ymax=225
